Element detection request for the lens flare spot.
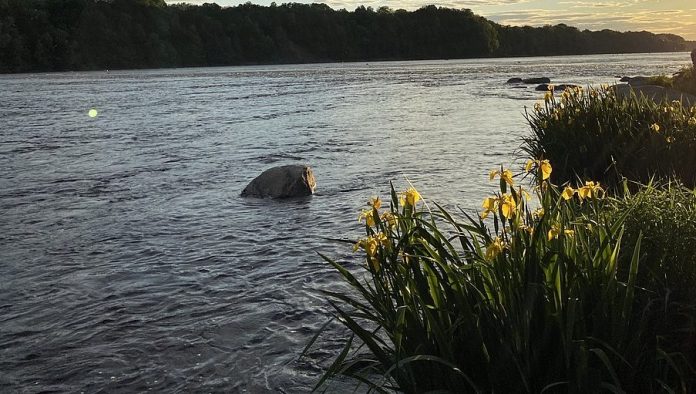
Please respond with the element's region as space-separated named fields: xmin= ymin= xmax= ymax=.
xmin=88 ymin=109 xmax=98 ymax=118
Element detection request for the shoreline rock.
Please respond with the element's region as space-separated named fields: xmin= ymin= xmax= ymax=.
xmin=612 ymin=84 xmax=696 ymax=106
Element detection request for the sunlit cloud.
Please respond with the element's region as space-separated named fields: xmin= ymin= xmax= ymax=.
xmin=487 ymin=7 xmax=696 ymax=39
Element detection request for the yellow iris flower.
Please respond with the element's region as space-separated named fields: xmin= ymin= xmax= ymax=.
xmin=650 ymin=123 xmax=661 ymax=133
xmin=485 ymin=237 xmax=505 ymax=261
xmin=525 ymin=160 xmax=535 ymax=173
xmin=577 ymin=181 xmax=604 ymax=199
xmin=369 ymin=196 xmax=382 ymax=209
xmin=500 ymin=194 xmax=517 ymax=220
xmin=354 ymin=233 xmax=389 ymax=271
xmin=533 ymin=207 xmax=544 ymax=219
xmin=562 ymin=186 xmax=575 ymax=200
xmin=380 ymin=211 xmax=397 ymax=228
xmin=540 ymin=160 xmax=552 ymax=180
xmin=481 ymin=197 xmax=497 ymax=219
xmin=481 ymin=194 xmax=517 ymax=220
xmin=548 ymin=225 xmax=575 ymax=241
xmin=400 ymin=187 xmax=421 ymax=207
xmin=525 ymin=159 xmax=552 ymax=180
xmin=489 ymin=168 xmax=514 ymax=186
xmin=358 ymin=209 xmax=376 ymax=227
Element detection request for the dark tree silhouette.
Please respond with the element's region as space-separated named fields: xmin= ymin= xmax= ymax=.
xmin=0 ymin=0 xmax=691 ymax=73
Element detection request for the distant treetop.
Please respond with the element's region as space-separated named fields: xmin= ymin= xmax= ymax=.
xmin=0 ymin=0 xmax=690 ymax=73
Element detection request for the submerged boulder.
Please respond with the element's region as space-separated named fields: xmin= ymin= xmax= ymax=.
xmin=241 ymin=164 xmax=316 ymax=198
xmin=523 ymin=77 xmax=551 ymax=84
xmin=536 ymin=83 xmax=580 ymax=92
xmin=506 ymin=77 xmax=523 ymax=84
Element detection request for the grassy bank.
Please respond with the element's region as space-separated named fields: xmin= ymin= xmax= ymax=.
xmin=308 ymin=87 xmax=696 ymax=392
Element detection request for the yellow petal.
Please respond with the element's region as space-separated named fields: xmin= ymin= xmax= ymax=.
xmin=489 ymin=170 xmax=498 ymax=181
xmin=482 ymin=197 xmax=497 ymax=211
xmin=485 ymin=238 xmax=504 ymax=261
xmin=533 ymin=207 xmax=544 ymax=218
xmin=525 ymin=160 xmax=534 ymax=173
xmin=500 ymin=196 xmax=516 ymax=219
xmin=501 ymin=169 xmax=514 ymax=186
xmin=578 ymin=187 xmax=590 ymax=199
xmin=540 ymin=160 xmax=552 ymax=180
xmin=403 ymin=187 xmax=421 ymax=206
xmin=562 ymin=186 xmax=575 ymax=200
xmin=369 ymin=197 xmax=382 ymax=209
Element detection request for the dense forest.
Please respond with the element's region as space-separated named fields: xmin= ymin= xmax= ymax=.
xmin=1 ymin=0 xmax=694 ymax=73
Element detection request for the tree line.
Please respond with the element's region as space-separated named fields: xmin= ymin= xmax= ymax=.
xmin=0 ymin=0 xmax=693 ymax=73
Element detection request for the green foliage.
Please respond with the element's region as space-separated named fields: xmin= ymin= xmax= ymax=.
xmin=673 ymin=65 xmax=696 ymax=96
xmin=523 ymin=87 xmax=696 ymax=190
xmin=608 ymin=182 xmax=696 ymax=390
xmin=0 ymin=0 xmax=692 ymax=73
xmin=308 ymin=167 xmax=695 ymax=392
xmin=611 ymin=182 xmax=696 ymax=302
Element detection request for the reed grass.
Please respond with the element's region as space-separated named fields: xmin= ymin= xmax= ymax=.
xmin=523 ymin=87 xmax=696 ymax=190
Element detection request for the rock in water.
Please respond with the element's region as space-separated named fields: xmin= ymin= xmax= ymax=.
xmin=506 ymin=77 xmax=523 ymax=83
xmin=523 ymin=77 xmax=551 ymax=84
xmin=241 ymin=165 xmax=316 ymax=198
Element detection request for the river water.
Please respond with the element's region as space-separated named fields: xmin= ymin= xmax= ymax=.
xmin=0 ymin=52 xmax=690 ymax=392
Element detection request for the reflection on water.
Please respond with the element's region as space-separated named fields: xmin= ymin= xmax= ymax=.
xmin=0 ymin=52 xmax=690 ymax=392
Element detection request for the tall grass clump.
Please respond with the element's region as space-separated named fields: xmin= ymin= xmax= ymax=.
xmin=307 ymin=163 xmax=694 ymax=392
xmin=523 ymin=87 xmax=696 ymax=190
xmin=612 ymin=181 xmax=696 ymax=301
xmin=673 ymin=65 xmax=696 ymax=96
xmin=608 ymin=182 xmax=696 ymax=388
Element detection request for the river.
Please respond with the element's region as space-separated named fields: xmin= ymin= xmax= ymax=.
xmin=0 ymin=52 xmax=690 ymax=392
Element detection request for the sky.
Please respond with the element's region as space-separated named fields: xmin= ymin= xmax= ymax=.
xmin=166 ymin=0 xmax=696 ymax=40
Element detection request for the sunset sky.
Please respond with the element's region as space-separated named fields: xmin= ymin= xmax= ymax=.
xmin=167 ymin=0 xmax=696 ymax=40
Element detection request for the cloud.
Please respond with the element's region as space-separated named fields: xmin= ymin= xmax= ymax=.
xmin=486 ymin=7 xmax=696 ymax=39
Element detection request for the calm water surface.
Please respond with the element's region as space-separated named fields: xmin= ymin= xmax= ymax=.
xmin=0 ymin=52 xmax=690 ymax=392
